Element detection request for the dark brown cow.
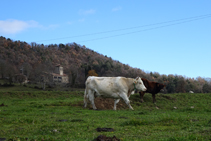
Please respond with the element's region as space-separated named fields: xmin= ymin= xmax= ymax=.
xmin=139 ymin=78 xmax=166 ymax=103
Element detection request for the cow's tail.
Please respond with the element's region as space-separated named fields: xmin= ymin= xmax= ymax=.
xmin=84 ymin=88 xmax=89 ymax=108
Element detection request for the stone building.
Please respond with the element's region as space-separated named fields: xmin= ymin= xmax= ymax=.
xmin=51 ymin=65 xmax=69 ymax=83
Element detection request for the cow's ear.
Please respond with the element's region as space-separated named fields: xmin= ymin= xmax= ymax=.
xmin=133 ymin=79 xmax=137 ymax=84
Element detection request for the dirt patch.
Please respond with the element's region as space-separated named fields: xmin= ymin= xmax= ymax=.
xmin=191 ymin=119 xmax=199 ymax=122
xmin=96 ymin=128 xmax=114 ymax=132
xmin=0 ymin=138 xmax=6 ymax=141
xmin=119 ymin=116 xmax=128 ymax=119
xmin=73 ymin=97 xmax=128 ymax=110
xmin=70 ymin=119 xmax=84 ymax=122
xmin=0 ymin=103 xmax=7 ymax=107
xmin=94 ymin=135 xmax=120 ymax=141
xmin=57 ymin=119 xmax=68 ymax=122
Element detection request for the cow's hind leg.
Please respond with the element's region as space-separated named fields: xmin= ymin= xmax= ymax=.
xmin=152 ymin=94 xmax=156 ymax=104
xmin=88 ymin=90 xmax=97 ymax=110
xmin=120 ymin=94 xmax=134 ymax=110
xmin=84 ymin=91 xmax=87 ymax=108
xmin=84 ymin=89 xmax=89 ymax=108
xmin=113 ymin=99 xmax=120 ymax=110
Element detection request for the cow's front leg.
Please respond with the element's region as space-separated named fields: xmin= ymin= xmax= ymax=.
xmin=139 ymin=92 xmax=145 ymax=102
xmin=113 ymin=99 xmax=120 ymax=110
xmin=152 ymin=94 xmax=156 ymax=103
xmin=127 ymin=100 xmax=134 ymax=110
xmin=120 ymin=94 xmax=134 ymax=110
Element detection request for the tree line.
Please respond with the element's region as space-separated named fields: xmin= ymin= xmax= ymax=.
xmin=0 ymin=36 xmax=210 ymax=93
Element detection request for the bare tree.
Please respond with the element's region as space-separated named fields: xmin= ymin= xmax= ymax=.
xmin=31 ymin=63 xmax=52 ymax=90
xmin=5 ymin=64 xmax=18 ymax=85
xmin=0 ymin=59 xmax=7 ymax=79
xmin=15 ymin=74 xmax=27 ymax=85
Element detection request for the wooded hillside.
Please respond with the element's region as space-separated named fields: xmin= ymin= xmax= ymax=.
xmin=0 ymin=36 xmax=210 ymax=93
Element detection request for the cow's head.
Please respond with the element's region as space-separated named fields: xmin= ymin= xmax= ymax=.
xmin=133 ymin=77 xmax=147 ymax=91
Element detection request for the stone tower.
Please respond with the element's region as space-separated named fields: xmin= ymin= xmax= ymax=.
xmin=55 ymin=65 xmax=63 ymax=75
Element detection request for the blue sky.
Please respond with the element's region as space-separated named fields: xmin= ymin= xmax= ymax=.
xmin=1 ymin=0 xmax=211 ymax=79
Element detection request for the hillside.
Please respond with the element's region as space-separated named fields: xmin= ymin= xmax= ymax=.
xmin=0 ymin=36 xmax=211 ymax=93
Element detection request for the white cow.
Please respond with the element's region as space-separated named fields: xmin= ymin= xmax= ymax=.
xmin=84 ymin=76 xmax=147 ymax=110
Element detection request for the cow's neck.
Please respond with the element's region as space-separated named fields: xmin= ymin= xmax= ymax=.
xmin=133 ymin=83 xmax=137 ymax=91
xmin=127 ymin=78 xmax=136 ymax=97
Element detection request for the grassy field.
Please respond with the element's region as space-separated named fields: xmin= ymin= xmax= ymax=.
xmin=0 ymin=85 xmax=211 ymax=141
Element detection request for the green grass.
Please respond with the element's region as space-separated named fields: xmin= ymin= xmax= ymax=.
xmin=0 ymin=88 xmax=211 ymax=140
xmin=0 ymin=83 xmax=40 ymax=92
xmin=0 ymin=82 xmax=83 ymax=92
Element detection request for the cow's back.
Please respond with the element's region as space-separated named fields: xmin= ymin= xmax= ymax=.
xmin=141 ymin=78 xmax=165 ymax=94
xmin=86 ymin=76 xmax=131 ymax=96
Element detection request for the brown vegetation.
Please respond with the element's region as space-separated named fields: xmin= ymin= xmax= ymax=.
xmin=0 ymin=36 xmax=211 ymax=93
